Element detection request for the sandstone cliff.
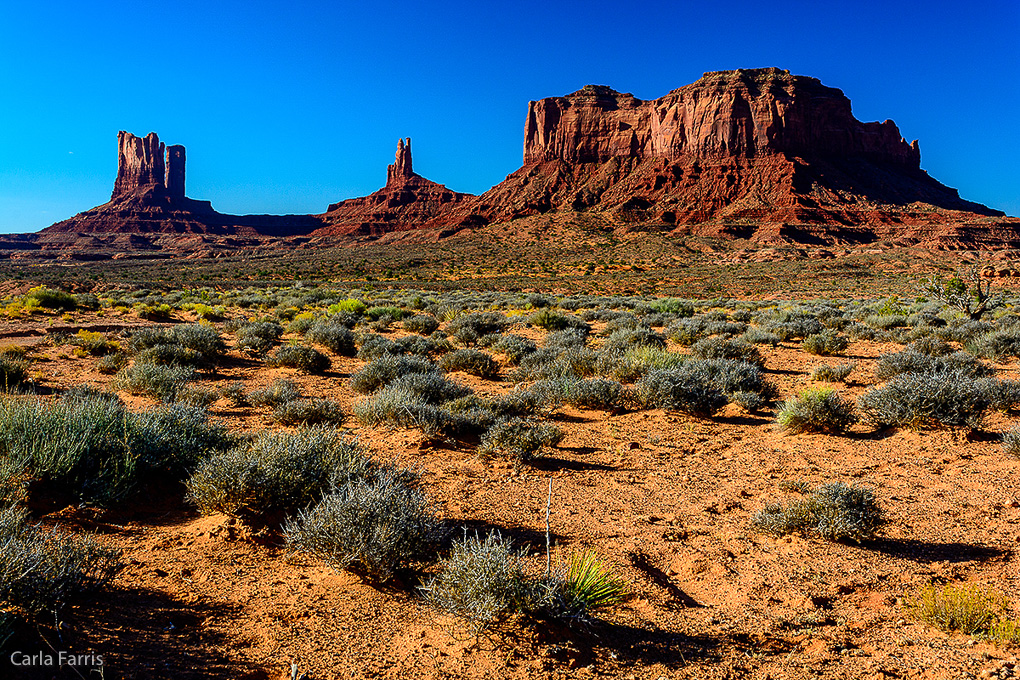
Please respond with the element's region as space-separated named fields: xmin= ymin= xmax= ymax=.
xmin=437 ymin=68 xmax=1006 ymax=244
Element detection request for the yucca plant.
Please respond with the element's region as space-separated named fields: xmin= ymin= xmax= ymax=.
xmin=555 ymin=550 xmax=627 ymax=615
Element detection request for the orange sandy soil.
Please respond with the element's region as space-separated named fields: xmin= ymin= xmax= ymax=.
xmin=2 ymin=311 xmax=1019 ymax=680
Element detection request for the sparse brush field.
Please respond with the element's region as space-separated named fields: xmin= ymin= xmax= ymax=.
xmin=1 ymin=283 xmax=1019 ymax=680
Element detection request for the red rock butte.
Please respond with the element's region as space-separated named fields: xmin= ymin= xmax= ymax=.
xmin=312 ymin=137 xmax=474 ymax=237
xmin=35 ymin=69 xmax=1019 ymax=249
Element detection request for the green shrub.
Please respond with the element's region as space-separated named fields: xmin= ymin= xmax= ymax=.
xmin=440 ymin=349 xmax=500 ymax=380
xmin=365 ymin=305 xmax=407 ymax=321
xmin=606 ymin=345 xmax=686 ymax=383
xmin=0 ymin=356 xmax=28 ymax=390
xmin=740 ymin=328 xmax=781 ymax=347
xmin=441 ymin=393 xmax=541 ymax=432
xmin=874 ymin=349 xmax=991 ymax=381
xmin=447 ymin=312 xmax=510 ymax=346
xmin=969 ymin=330 xmax=1020 ymax=361
xmin=272 ymin=398 xmax=346 ymax=426
xmin=0 ymin=395 xmax=231 ymax=506
xmin=127 ymin=324 xmax=225 ymax=363
xmin=218 ymin=381 xmax=248 ymax=406
xmin=801 ymin=331 xmax=849 ymax=356
xmin=306 ymin=321 xmax=357 ymax=356
xmin=187 ymin=427 xmax=372 ymax=525
xmin=528 ymin=310 xmax=590 ymax=335
xmin=636 ymin=368 xmax=727 ymax=416
xmin=477 ymin=418 xmax=562 ymax=462
xmin=134 ymin=344 xmax=204 ymax=368
xmin=689 ymin=337 xmax=764 ymax=366
xmin=513 ymin=346 xmax=599 ymax=381
xmin=403 ymin=315 xmax=440 ymax=335
xmin=349 ymin=356 xmax=437 ymax=394
xmin=354 ymin=387 xmax=466 ymax=437
xmin=775 ymin=388 xmax=857 ymax=434
xmin=600 ymin=327 xmax=666 ymax=354
xmin=858 ymin=370 xmax=991 ymax=429
xmin=0 ymin=507 xmax=121 ymax=615
xmin=422 ymin=531 xmax=531 ymax=635
xmin=356 ymin=333 xmax=400 ymax=359
xmin=393 ymin=334 xmax=452 ymax=357
xmin=809 ymin=362 xmax=856 ymax=383
xmin=96 ymin=352 xmax=129 ymax=375
xmin=491 ymin=334 xmax=538 ymax=365
xmin=529 ymin=377 xmax=625 ymax=411
xmin=983 ymin=379 xmax=1020 ymax=411
xmin=112 ymin=364 xmax=195 ymax=402
xmin=650 ymin=298 xmax=693 ymax=316
xmin=24 ymin=286 xmax=77 ymax=311
xmin=751 ymin=482 xmax=883 ymax=543
xmin=248 ymin=379 xmax=301 ymax=407
xmin=637 ymin=359 xmax=775 ymax=415
xmin=327 ymin=299 xmax=367 ymax=316
xmin=171 ymin=324 xmax=226 ymax=360
xmin=544 ymin=329 xmax=589 ymax=350
xmin=235 ymin=320 xmax=284 ymax=355
xmin=267 ymin=344 xmax=331 ymax=374
xmin=543 ymin=550 xmax=628 ymax=621
xmin=285 ymin=471 xmax=445 ymax=583
xmin=70 ymin=330 xmax=117 ymax=357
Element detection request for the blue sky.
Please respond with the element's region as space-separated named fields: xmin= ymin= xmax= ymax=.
xmin=1 ymin=0 xmax=1017 ymax=233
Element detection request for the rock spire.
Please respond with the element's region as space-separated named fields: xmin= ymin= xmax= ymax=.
xmin=111 ymin=131 xmax=186 ymax=201
xmin=386 ymin=137 xmax=414 ymax=186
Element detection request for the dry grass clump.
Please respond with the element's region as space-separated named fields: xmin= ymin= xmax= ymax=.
xmin=908 ymin=582 xmax=1020 ymax=643
xmin=752 ymin=482 xmax=883 ymax=543
xmin=775 ymin=388 xmax=857 ymax=434
xmin=1002 ymin=427 xmax=1020 ymax=457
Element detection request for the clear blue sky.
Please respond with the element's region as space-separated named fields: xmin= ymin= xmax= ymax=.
xmin=1 ymin=0 xmax=1017 ymax=233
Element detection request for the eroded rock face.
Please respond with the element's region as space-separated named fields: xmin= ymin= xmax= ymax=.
xmin=113 ymin=132 xmax=167 ymax=199
xmin=523 ymin=69 xmax=920 ymax=167
xmin=165 ymin=145 xmax=186 ymax=201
